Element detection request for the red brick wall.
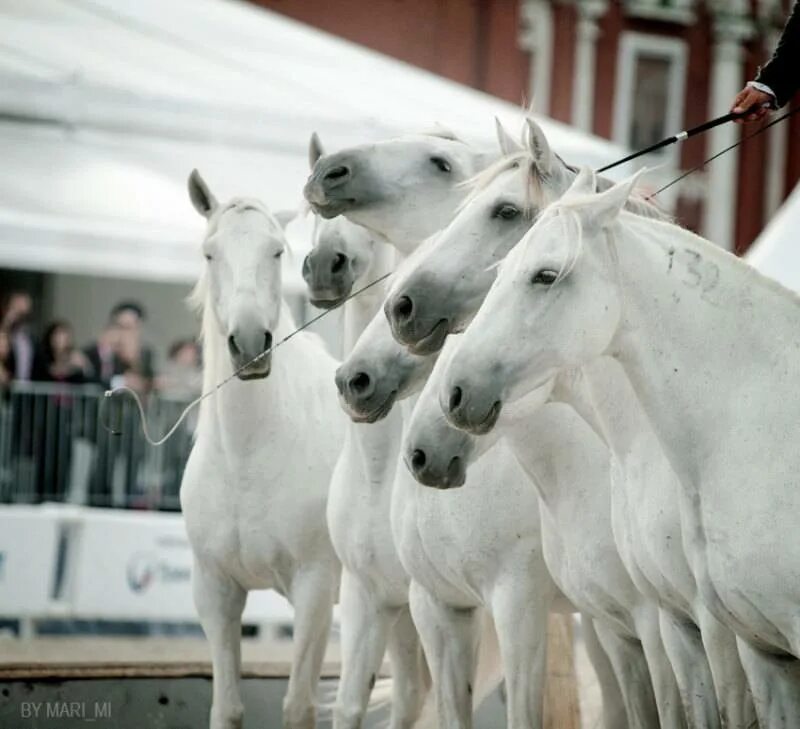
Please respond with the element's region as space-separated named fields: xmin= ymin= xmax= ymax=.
xmin=251 ymin=0 xmax=530 ymax=103
xmin=549 ymin=3 xmax=577 ymax=123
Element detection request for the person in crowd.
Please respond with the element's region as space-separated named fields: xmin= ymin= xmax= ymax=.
xmin=31 ymin=321 xmax=93 ymax=500
xmin=732 ymin=1 xmax=800 ymax=122
xmin=1 ymin=291 xmax=35 ymax=381
xmin=33 ymin=321 xmax=93 ymax=384
xmin=156 ymin=339 xmax=202 ymax=401
xmin=84 ymin=301 xmax=155 ymax=393
xmin=156 ymin=339 xmax=202 ymax=510
xmin=110 ymin=301 xmax=155 ymax=394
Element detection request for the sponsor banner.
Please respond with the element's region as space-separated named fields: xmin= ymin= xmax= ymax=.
xmin=69 ymin=507 xmax=293 ymax=623
xmin=0 ymin=505 xmax=62 ymax=615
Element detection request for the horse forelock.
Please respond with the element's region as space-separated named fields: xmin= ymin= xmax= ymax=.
xmin=458 ymin=149 xmax=573 ymax=220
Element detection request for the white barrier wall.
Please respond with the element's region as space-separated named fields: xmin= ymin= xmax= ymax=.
xmin=0 ymin=504 xmax=294 ymax=626
xmin=0 ymin=505 xmax=63 ymax=615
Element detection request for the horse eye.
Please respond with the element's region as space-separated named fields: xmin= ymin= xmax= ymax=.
xmin=204 ymin=253 xmax=213 ymax=261
xmin=530 ymin=269 xmax=559 ymax=285
xmin=493 ymin=203 xmax=520 ymax=221
xmin=430 ymin=156 xmax=451 ymax=173
xmin=274 ymin=249 xmax=285 ymax=259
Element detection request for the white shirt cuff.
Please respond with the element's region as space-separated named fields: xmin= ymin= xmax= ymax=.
xmin=747 ymin=81 xmax=778 ymax=106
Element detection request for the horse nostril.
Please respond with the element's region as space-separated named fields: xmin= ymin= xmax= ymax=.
xmin=349 ymin=372 xmax=371 ymax=395
xmin=411 ymin=449 xmax=427 ymax=472
xmin=264 ymin=332 xmax=273 ymax=352
xmin=449 ymin=386 xmax=463 ymax=413
xmin=323 ymin=165 xmax=349 ymax=182
xmin=331 ymin=253 xmax=347 ymax=275
xmin=228 ymin=335 xmax=241 ymax=358
xmin=301 ymin=254 xmax=312 ymax=280
xmin=392 ymin=295 xmax=414 ymax=323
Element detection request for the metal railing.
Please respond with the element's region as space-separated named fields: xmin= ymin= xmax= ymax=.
xmin=0 ymin=382 xmax=195 ymax=510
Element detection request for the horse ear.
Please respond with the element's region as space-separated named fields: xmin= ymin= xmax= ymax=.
xmin=309 ymin=132 xmax=325 ymax=170
xmin=494 ymin=117 xmax=523 ymax=156
xmin=524 ymin=118 xmax=554 ymax=176
xmin=584 ymin=168 xmax=647 ymax=229
xmin=273 ymin=209 xmax=297 ymax=230
xmin=188 ymin=169 xmax=217 ymax=219
xmin=568 ymin=166 xmax=596 ymax=197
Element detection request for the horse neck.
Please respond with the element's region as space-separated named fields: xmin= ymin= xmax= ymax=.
xmin=343 ymin=242 xmax=397 ymax=351
xmin=501 ymin=400 xmax=609 ymax=523
xmin=198 ymin=299 xmax=298 ymax=444
xmin=347 ymin=406 xmax=405 ymax=485
xmin=606 ymin=215 xmax=800 ymax=489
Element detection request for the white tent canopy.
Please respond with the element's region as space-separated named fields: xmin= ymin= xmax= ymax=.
xmin=0 ymin=0 xmax=631 ymax=283
xmin=747 ymin=183 xmax=800 ymax=291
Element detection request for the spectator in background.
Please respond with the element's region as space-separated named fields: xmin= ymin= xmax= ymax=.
xmin=84 ymin=301 xmax=155 ymax=393
xmin=156 ymin=339 xmax=202 ymax=400
xmin=32 ymin=321 xmax=93 ymax=500
xmin=1 ymin=291 xmax=35 ymax=381
xmin=33 ymin=321 xmax=93 ymax=384
xmin=109 ymin=301 xmax=155 ymax=394
xmin=83 ymin=324 xmax=119 ymax=391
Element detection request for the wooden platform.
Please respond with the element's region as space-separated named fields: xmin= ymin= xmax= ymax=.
xmin=0 ymin=631 xmax=600 ymax=728
xmin=0 ymin=637 xmax=504 ymax=729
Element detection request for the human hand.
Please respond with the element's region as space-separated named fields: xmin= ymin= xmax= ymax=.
xmin=731 ymin=86 xmax=773 ymax=123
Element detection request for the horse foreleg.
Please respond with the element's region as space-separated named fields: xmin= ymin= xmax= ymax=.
xmin=592 ymin=619 xmax=660 ymax=729
xmin=284 ymin=565 xmax=337 ymax=729
xmin=696 ymin=607 xmax=756 ymax=729
xmin=657 ymin=608 xmax=721 ymax=729
xmin=193 ymin=559 xmax=247 ymax=729
xmin=634 ymin=605 xmax=687 ymax=729
xmin=385 ymin=605 xmax=429 ymax=729
xmin=333 ymin=570 xmax=393 ymax=729
xmin=582 ymin=616 xmax=629 ymax=729
xmin=490 ymin=576 xmax=549 ymax=729
xmin=409 ymin=580 xmax=480 ymax=729
xmin=737 ymin=637 xmax=800 ymax=729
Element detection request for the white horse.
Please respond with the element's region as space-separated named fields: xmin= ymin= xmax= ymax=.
xmin=304 ymin=127 xmax=497 ymax=255
xmin=338 ymin=305 xmax=563 ymax=729
xmin=404 ymin=338 xmax=686 ymax=729
xmin=387 ymin=125 xmax=755 ymax=729
xmin=303 ymin=128 xmax=511 ymax=728
xmin=439 ymin=169 xmax=799 ymax=727
xmin=181 ymin=170 xmax=343 ymax=729
xmin=302 ymin=134 xmax=432 ymax=729
xmin=383 ymin=119 xmax=664 ymax=354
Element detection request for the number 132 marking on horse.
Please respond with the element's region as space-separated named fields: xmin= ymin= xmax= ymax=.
xmin=667 ymin=247 xmax=720 ymax=305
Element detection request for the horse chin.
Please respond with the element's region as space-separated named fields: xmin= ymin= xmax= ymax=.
xmin=309 ymin=294 xmax=349 ymax=310
xmin=308 ymin=198 xmax=357 ymax=219
xmin=343 ymin=391 xmax=398 ymax=423
xmin=234 ymin=354 xmax=272 ymax=381
xmin=407 ymin=319 xmax=450 ymax=356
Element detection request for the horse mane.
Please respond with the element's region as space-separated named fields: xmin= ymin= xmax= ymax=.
xmin=461 ymin=129 xmax=670 ymax=224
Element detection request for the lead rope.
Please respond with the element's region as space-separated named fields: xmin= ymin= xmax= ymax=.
xmin=104 ymin=104 xmax=800 ymax=445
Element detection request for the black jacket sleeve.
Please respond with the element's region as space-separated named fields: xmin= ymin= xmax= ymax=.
xmin=756 ymin=1 xmax=800 ymax=108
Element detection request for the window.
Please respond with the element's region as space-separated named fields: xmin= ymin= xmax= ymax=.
xmin=613 ymin=34 xmax=687 ymax=164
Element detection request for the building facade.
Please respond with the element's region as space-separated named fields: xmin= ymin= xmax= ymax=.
xmin=255 ymin=0 xmax=796 ymax=254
